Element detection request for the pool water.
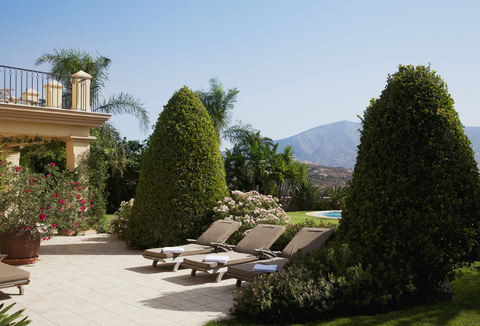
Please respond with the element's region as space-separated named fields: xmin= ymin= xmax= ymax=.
xmin=315 ymin=211 xmax=342 ymax=219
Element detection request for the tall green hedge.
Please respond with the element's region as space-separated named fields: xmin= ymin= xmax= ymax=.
xmin=125 ymin=86 xmax=228 ymax=249
xmin=338 ymin=65 xmax=480 ymax=297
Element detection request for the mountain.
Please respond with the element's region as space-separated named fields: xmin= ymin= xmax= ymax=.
xmin=276 ymin=121 xmax=361 ymax=169
xmin=276 ymin=121 xmax=480 ymax=169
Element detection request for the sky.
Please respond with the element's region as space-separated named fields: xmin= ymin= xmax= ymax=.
xmin=2 ymin=0 xmax=480 ymax=148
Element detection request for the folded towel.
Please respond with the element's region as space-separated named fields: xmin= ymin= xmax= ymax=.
xmin=204 ymin=255 xmax=229 ymax=264
xmin=252 ymin=264 xmax=278 ymax=273
xmin=162 ymin=247 xmax=184 ymax=253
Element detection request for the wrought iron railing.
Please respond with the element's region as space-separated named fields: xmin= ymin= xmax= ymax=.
xmin=0 ymin=65 xmax=99 ymax=111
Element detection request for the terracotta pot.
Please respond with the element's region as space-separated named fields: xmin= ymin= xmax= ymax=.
xmin=0 ymin=228 xmax=40 ymax=264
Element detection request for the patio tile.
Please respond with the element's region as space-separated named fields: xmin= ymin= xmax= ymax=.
xmin=0 ymin=234 xmax=237 ymax=325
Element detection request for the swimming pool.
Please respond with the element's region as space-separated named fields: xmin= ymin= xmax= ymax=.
xmin=305 ymin=210 xmax=342 ymax=219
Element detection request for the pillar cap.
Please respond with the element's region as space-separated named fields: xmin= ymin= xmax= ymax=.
xmin=71 ymin=70 xmax=92 ymax=79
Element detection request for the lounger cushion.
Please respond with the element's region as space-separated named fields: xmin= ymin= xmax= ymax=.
xmin=183 ymin=251 xmax=258 ymax=269
xmin=144 ymin=243 xmax=214 ymax=259
xmin=234 ymin=224 xmax=286 ymax=255
xmin=195 ymin=220 xmax=242 ymax=246
xmin=227 ymin=257 xmax=289 ymax=280
xmin=0 ymin=263 xmax=30 ymax=284
xmin=280 ymin=228 xmax=335 ymax=259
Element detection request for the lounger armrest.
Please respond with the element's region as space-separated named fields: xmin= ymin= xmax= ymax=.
xmin=186 ymin=239 xmax=197 ymax=243
xmin=254 ymin=249 xmax=281 ymax=259
xmin=211 ymin=242 xmax=235 ymax=252
xmin=0 ymin=254 xmax=7 ymax=261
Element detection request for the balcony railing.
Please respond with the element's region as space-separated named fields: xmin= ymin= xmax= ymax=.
xmin=0 ymin=65 xmax=99 ymax=112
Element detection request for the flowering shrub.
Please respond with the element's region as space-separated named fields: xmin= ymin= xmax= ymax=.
xmin=213 ymin=190 xmax=290 ymax=244
xmin=109 ymin=198 xmax=133 ymax=239
xmin=0 ymin=162 xmax=92 ymax=240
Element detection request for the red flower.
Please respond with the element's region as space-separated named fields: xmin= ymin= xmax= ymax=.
xmin=39 ymin=214 xmax=46 ymax=221
xmin=76 ymin=181 xmax=80 ymax=186
xmin=52 ymin=223 xmax=58 ymax=228
xmin=77 ymin=195 xmax=81 ymax=199
xmin=59 ymin=199 xmax=65 ymax=204
xmin=67 ymin=230 xmax=72 ymax=235
xmin=40 ymin=207 xmax=45 ymax=211
xmin=53 ymin=193 xmax=59 ymax=197
xmin=51 ymin=162 xmax=55 ymax=166
xmin=15 ymin=166 xmax=21 ymax=172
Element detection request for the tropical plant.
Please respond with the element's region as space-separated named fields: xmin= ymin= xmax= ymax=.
xmin=196 ymin=77 xmax=239 ymax=143
xmin=0 ymin=303 xmax=31 ymax=326
xmin=293 ymin=179 xmax=322 ymax=210
xmin=125 ymin=86 xmax=228 ymax=249
xmin=224 ymin=131 xmax=308 ymax=203
xmin=213 ymin=190 xmax=290 ymax=244
xmin=324 ymin=185 xmax=348 ymax=209
xmin=0 ymin=162 xmax=92 ymax=239
xmin=338 ymin=64 xmax=480 ymax=300
xmin=35 ymin=48 xmax=149 ymax=132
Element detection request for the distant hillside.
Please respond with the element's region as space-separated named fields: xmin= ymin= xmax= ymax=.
xmin=276 ymin=121 xmax=360 ymax=169
xmin=276 ymin=121 xmax=480 ymax=169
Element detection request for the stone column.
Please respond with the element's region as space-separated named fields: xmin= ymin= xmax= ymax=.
xmin=64 ymin=136 xmax=96 ymax=171
xmin=22 ymin=88 xmax=40 ymax=106
xmin=44 ymin=81 xmax=63 ymax=108
xmin=71 ymin=70 xmax=92 ymax=112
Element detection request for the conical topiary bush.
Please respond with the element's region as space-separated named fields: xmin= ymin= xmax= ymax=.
xmin=338 ymin=64 xmax=480 ymax=298
xmin=126 ymin=86 xmax=229 ymax=249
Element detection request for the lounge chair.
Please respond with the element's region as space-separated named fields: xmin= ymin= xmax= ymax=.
xmin=143 ymin=219 xmax=241 ymax=271
xmin=181 ymin=224 xmax=286 ymax=283
xmin=0 ymin=258 xmax=30 ymax=295
xmin=227 ymin=227 xmax=335 ymax=286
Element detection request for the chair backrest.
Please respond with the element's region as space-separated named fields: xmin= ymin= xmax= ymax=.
xmin=234 ymin=224 xmax=286 ymax=255
xmin=195 ymin=219 xmax=242 ymax=245
xmin=280 ymin=227 xmax=335 ymax=259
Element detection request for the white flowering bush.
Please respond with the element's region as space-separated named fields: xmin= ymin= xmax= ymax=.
xmin=109 ymin=198 xmax=133 ymax=239
xmin=213 ymin=190 xmax=290 ymax=244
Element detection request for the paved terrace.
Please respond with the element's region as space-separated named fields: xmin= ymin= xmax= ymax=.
xmin=0 ymin=234 xmax=238 ymax=325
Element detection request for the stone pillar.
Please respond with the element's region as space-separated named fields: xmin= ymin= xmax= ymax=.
xmin=64 ymin=136 xmax=96 ymax=171
xmin=1 ymin=151 xmax=20 ymax=166
xmin=22 ymin=88 xmax=40 ymax=106
xmin=44 ymin=81 xmax=63 ymax=108
xmin=71 ymin=70 xmax=92 ymax=112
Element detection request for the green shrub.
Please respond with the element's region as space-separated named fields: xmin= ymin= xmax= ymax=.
xmin=338 ymin=65 xmax=480 ymax=299
xmin=213 ymin=190 xmax=290 ymax=245
xmin=230 ymin=266 xmax=337 ymax=324
xmin=109 ymin=198 xmax=133 ymax=239
xmin=126 ymin=86 xmax=229 ymax=249
xmin=293 ymin=180 xmax=321 ymax=210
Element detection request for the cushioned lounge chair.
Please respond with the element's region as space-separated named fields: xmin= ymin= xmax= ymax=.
xmin=227 ymin=227 xmax=335 ymax=286
xmin=181 ymin=224 xmax=286 ymax=282
xmin=0 ymin=260 xmax=30 ymax=295
xmin=143 ymin=219 xmax=241 ymax=271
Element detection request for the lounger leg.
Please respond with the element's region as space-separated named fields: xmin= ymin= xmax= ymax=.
xmin=191 ymin=270 xmax=197 ymax=277
xmin=215 ymin=272 xmax=226 ymax=283
xmin=18 ymin=285 xmax=24 ymax=295
xmin=172 ymin=262 xmax=181 ymax=272
xmin=152 ymin=260 xmax=158 ymax=267
xmin=236 ymin=279 xmax=242 ymax=287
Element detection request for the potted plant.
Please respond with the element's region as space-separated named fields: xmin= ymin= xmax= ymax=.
xmin=0 ymin=161 xmax=93 ymax=264
xmin=323 ymin=185 xmax=348 ymax=210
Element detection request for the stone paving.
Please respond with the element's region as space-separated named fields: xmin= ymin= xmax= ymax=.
xmin=0 ymin=234 xmax=239 ymax=325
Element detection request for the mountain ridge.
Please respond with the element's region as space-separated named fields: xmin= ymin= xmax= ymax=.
xmin=275 ymin=120 xmax=480 ymax=169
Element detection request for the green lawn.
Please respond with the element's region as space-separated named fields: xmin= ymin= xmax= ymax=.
xmin=287 ymin=211 xmax=340 ymax=225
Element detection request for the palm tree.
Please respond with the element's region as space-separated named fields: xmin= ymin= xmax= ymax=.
xmin=35 ymin=48 xmax=149 ymax=132
xmin=196 ymin=78 xmax=239 ymax=143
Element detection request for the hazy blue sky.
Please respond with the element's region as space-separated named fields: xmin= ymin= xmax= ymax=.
xmin=3 ymin=1 xmax=479 ymax=148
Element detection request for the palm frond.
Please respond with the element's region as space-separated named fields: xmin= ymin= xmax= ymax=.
xmin=96 ymin=92 xmax=150 ymax=134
